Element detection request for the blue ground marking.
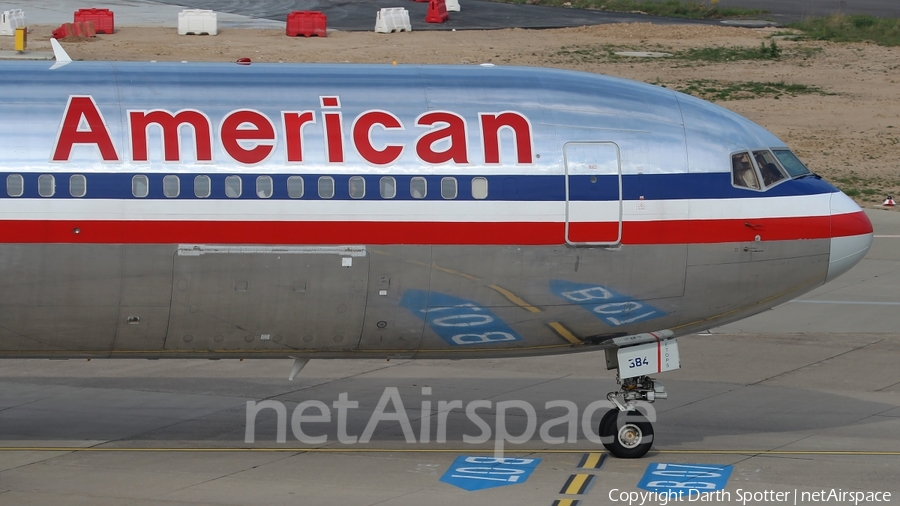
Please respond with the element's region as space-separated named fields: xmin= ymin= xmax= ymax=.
xmin=440 ymin=456 xmax=541 ymax=491
xmin=637 ymin=463 xmax=733 ymax=496
xmin=550 ymin=280 xmax=665 ymax=327
xmin=400 ymin=290 xmax=523 ymax=346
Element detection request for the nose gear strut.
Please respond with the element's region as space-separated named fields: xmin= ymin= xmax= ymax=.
xmin=600 ymin=339 xmax=679 ymax=459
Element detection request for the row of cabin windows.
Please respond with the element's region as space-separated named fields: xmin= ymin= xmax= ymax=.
xmin=5 ymin=174 xmax=491 ymax=200
xmin=6 ymin=174 xmax=87 ymax=198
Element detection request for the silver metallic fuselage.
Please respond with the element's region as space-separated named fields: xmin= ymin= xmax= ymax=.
xmin=0 ymin=61 xmax=872 ymax=359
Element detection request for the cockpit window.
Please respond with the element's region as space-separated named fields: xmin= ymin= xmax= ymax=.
xmin=753 ymin=150 xmax=786 ymax=187
xmin=772 ymin=149 xmax=812 ymax=178
xmin=731 ymin=152 xmax=760 ymax=190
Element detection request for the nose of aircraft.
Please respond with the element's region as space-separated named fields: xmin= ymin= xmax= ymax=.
xmin=827 ymin=191 xmax=874 ymax=282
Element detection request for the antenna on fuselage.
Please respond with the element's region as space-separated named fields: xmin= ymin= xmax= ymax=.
xmin=49 ymin=38 xmax=72 ymax=70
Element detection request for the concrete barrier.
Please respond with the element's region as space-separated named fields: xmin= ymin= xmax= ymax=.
xmin=0 ymin=9 xmax=25 ymax=36
xmin=375 ymin=8 xmax=412 ymax=33
xmin=178 ymin=9 xmax=218 ymax=36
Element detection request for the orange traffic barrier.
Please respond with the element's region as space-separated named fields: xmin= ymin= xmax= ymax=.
xmin=52 ymin=21 xmax=96 ymax=39
xmin=74 ymin=8 xmax=113 ymax=34
xmin=286 ymin=11 xmax=326 ymax=37
xmin=425 ymin=0 xmax=449 ymax=23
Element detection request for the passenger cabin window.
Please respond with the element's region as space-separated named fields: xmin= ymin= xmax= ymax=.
xmin=410 ymin=177 xmax=427 ymax=199
xmin=132 ymin=175 xmax=149 ymax=198
xmin=772 ymin=149 xmax=812 ymax=178
xmin=380 ymin=176 xmax=396 ymax=199
xmin=163 ymin=175 xmax=180 ymax=198
xmin=194 ymin=175 xmax=211 ymax=198
xmin=349 ymin=176 xmax=365 ymax=199
xmin=441 ymin=177 xmax=457 ymax=199
xmin=69 ymin=174 xmax=86 ymax=198
xmin=38 ymin=174 xmax=55 ymax=197
xmin=7 ymin=174 xmax=23 ymax=197
xmin=753 ymin=150 xmax=786 ymax=187
xmin=287 ymin=176 xmax=304 ymax=198
xmin=318 ymin=176 xmax=334 ymax=199
xmin=731 ymin=152 xmax=760 ymax=190
xmin=256 ymin=176 xmax=273 ymax=198
xmin=225 ymin=175 xmax=242 ymax=198
xmin=471 ymin=177 xmax=488 ymax=200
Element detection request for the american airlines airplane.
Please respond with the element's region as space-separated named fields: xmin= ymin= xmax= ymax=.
xmin=0 ymin=43 xmax=873 ymax=458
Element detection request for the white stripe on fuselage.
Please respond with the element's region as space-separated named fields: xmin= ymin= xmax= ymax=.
xmin=0 ymin=193 xmax=834 ymax=222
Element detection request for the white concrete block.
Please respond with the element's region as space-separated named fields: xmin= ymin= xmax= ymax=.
xmin=375 ymin=7 xmax=411 ymax=34
xmin=178 ymin=9 xmax=217 ymax=36
xmin=0 ymin=9 xmax=25 ymax=37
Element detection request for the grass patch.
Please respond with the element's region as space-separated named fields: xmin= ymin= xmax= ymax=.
xmin=552 ymin=40 xmax=820 ymax=64
xmin=832 ymin=174 xmax=898 ymax=202
xmin=670 ymin=79 xmax=832 ymax=101
xmin=679 ymin=41 xmax=782 ymax=61
xmin=553 ymin=44 xmax=620 ymax=63
xmin=488 ymin=0 xmax=767 ymax=19
xmin=789 ymin=14 xmax=900 ymax=47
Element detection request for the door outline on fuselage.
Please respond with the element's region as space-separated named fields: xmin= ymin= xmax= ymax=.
xmin=564 ymin=141 xmax=623 ymax=246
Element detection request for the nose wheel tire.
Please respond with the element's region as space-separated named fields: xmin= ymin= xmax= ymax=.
xmin=599 ymin=409 xmax=654 ymax=459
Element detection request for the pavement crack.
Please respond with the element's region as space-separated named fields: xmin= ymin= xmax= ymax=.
xmin=748 ymin=338 xmax=884 ymax=386
xmin=0 ymin=396 xmax=49 ymax=413
xmin=364 ymin=484 xmax=441 ymax=506
xmin=161 ymin=451 xmax=303 ymax=498
xmin=75 ymin=360 xmax=410 ymax=446
xmin=670 ymin=339 xmax=886 ymax=414
xmin=875 ymin=379 xmax=900 ymax=392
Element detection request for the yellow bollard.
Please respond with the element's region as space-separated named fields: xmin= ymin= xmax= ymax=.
xmin=14 ymin=26 xmax=27 ymax=52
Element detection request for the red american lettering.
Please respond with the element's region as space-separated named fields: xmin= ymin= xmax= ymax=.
xmin=52 ymin=96 xmax=535 ymax=166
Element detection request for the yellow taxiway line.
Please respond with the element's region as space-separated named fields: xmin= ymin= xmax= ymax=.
xmin=1 ymin=448 xmax=898 ymax=456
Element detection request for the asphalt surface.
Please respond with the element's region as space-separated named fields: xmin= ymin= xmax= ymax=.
xmin=1 ymin=211 xmax=898 ymax=505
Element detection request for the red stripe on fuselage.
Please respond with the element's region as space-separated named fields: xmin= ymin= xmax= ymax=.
xmin=0 ymin=214 xmax=863 ymax=245
xmin=831 ymin=210 xmax=873 ymax=237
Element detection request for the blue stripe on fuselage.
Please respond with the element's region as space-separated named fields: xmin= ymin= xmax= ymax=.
xmin=0 ymin=172 xmax=837 ymax=201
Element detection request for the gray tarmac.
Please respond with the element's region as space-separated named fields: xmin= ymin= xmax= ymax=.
xmin=1 ymin=210 xmax=898 ymax=505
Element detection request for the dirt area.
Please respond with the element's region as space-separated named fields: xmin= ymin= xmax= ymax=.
xmin=5 ymin=24 xmax=899 ymax=206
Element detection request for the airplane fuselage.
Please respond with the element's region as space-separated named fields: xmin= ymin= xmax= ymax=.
xmin=0 ymin=61 xmax=872 ymax=359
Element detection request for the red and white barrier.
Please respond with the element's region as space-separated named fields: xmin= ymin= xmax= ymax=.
xmin=375 ymin=8 xmax=412 ymax=33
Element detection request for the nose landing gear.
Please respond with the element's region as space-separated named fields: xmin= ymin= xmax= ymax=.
xmin=600 ymin=375 xmax=666 ymax=459
xmin=599 ymin=336 xmax=679 ymax=458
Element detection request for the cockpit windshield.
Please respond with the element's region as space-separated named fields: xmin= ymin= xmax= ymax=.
xmin=753 ymin=150 xmax=786 ymax=187
xmin=731 ymin=152 xmax=760 ymax=190
xmin=772 ymin=149 xmax=812 ymax=178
